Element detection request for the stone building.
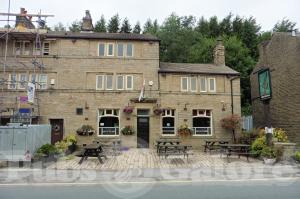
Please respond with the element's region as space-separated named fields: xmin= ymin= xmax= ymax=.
xmin=250 ymin=32 xmax=300 ymax=143
xmin=0 ymin=12 xmax=241 ymax=148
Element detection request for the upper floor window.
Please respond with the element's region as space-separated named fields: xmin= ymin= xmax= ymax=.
xmin=98 ymin=43 xmax=105 ymax=56
xmin=14 ymin=41 xmax=31 ymax=56
xmin=23 ymin=42 xmax=31 ymax=55
xmin=126 ymin=75 xmax=133 ymax=90
xmin=43 ymin=42 xmax=50 ymax=55
xmin=107 ymin=43 xmax=114 ymax=56
xmin=96 ymin=75 xmax=104 ymax=90
xmin=208 ymin=78 xmax=216 ymax=92
xmin=200 ymin=77 xmax=207 ymax=92
xmin=106 ymin=74 xmax=113 ymax=90
xmin=39 ymin=74 xmax=47 ymax=89
xmin=192 ymin=109 xmax=212 ymax=136
xmin=19 ymin=74 xmax=28 ymax=89
xmin=116 ymin=75 xmax=124 ymax=90
xmin=15 ymin=41 xmax=22 ymax=55
xmin=117 ymin=43 xmax=124 ymax=57
xmin=126 ymin=43 xmax=133 ymax=57
xmin=181 ymin=77 xmax=188 ymax=91
xmin=8 ymin=74 xmax=17 ymax=89
xmin=190 ymin=77 xmax=197 ymax=92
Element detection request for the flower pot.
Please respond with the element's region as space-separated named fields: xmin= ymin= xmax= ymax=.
xmin=263 ymin=158 xmax=276 ymax=165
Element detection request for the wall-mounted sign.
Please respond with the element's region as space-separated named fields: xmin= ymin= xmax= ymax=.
xmin=258 ymin=69 xmax=272 ymax=100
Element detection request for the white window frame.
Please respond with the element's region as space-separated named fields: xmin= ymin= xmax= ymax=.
xmin=96 ymin=75 xmax=104 ymax=90
xmin=161 ymin=109 xmax=176 ymax=136
xmin=43 ymin=42 xmax=50 ymax=55
xmin=190 ymin=76 xmax=197 ymax=92
xmin=39 ymin=74 xmax=47 ymax=90
xmin=98 ymin=109 xmax=120 ymax=137
xmin=8 ymin=74 xmax=17 ymax=89
xmin=117 ymin=43 xmax=124 ymax=57
xmin=98 ymin=43 xmax=105 ymax=56
xmin=192 ymin=110 xmax=213 ymax=137
xmin=125 ymin=75 xmax=133 ymax=90
xmin=107 ymin=43 xmax=114 ymax=56
xmin=200 ymin=77 xmax=207 ymax=92
xmin=181 ymin=77 xmax=189 ymax=92
xmin=208 ymin=78 xmax=216 ymax=92
xmin=18 ymin=73 xmax=28 ymax=89
xmin=14 ymin=41 xmax=22 ymax=55
xmin=105 ymin=75 xmax=113 ymax=90
xmin=116 ymin=75 xmax=124 ymax=90
xmin=126 ymin=43 xmax=134 ymax=57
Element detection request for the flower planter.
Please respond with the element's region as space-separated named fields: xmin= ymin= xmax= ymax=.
xmin=263 ymin=158 xmax=276 ymax=165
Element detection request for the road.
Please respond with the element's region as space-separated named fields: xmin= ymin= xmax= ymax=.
xmin=0 ymin=178 xmax=300 ymax=199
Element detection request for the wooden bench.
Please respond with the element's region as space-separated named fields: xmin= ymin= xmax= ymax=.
xmin=219 ymin=144 xmax=251 ymax=162
xmin=203 ymin=140 xmax=229 ymax=152
xmin=158 ymin=145 xmax=193 ymax=160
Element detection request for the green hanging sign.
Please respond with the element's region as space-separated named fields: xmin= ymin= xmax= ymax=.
xmin=258 ymin=69 xmax=272 ymax=100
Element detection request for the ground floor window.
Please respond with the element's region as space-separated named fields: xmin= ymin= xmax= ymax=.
xmin=98 ymin=109 xmax=119 ymax=136
xmin=162 ymin=109 xmax=175 ymax=135
xmin=192 ymin=109 xmax=212 ymax=136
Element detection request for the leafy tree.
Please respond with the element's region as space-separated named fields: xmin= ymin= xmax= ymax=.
xmin=143 ymin=19 xmax=159 ymax=35
xmin=219 ymin=13 xmax=233 ymax=35
xmin=133 ymin=22 xmax=141 ymax=34
xmin=94 ymin=15 xmax=107 ymax=32
xmin=107 ymin=14 xmax=120 ymax=33
xmin=69 ymin=20 xmax=81 ymax=32
xmin=120 ymin=18 xmax=132 ymax=33
xmin=273 ymin=18 xmax=298 ymax=32
xmin=208 ymin=16 xmax=220 ymax=37
xmin=181 ymin=15 xmax=196 ymax=29
xmin=195 ymin=17 xmax=209 ymax=36
xmin=53 ymin=22 xmax=66 ymax=31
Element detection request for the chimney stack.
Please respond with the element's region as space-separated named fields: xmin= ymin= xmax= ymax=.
xmin=213 ymin=37 xmax=225 ymax=66
xmin=81 ymin=10 xmax=94 ymax=32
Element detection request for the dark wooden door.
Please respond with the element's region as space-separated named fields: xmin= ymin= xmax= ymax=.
xmin=137 ymin=117 xmax=149 ymax=148
xmin=50 ymin=119 xmax=64 ymax=144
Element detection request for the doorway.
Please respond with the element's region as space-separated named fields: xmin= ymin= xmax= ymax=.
xmin=49 ymin=119 xmax=64 ymax=144
xmin=137 ymin=109 xmax=150 ymax=148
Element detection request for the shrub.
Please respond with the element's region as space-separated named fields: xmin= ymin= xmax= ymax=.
xmin=251 ymin=136 xmax=267 ymax=156
xmin=220 ymin=114 xmax=241 ymax=130
xmin=64 ymin=133 xmax=77 ymax=145
xmin=261 ymin=146 xmax=276 ymax=159
xmin=36 ymin=144 xmax=57 ymax=156
xmin=273 ymin=128 xmax=288 ymax=142
xmin=295 ymin=152 xmax=300 ymax=162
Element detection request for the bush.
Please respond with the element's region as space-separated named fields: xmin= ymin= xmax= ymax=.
xmin=36 ymin=144 xmax=57 ymax=156
xmin=295 ymin=152 xmax=300 ymax=162
xmin=220 ymin=114 xmax=241 ymax=130
xmin=64 ymin=134 xmax=77 ymax=145
xmin=273 ymin=128 xmax=288 ymax=142
xmin=261 ymin=146 xmax=276 ymax=159
xmin=239 ymin=128 xmax=260 ymax=144
xmin=251 ymin=136 xmax=267 ymax=156
xmin=54 ymin=141 xmax=69 ymax=154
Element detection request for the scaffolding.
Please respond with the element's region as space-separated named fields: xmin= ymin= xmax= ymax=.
xmin=0 ymin=1 xmax=53 ymax=125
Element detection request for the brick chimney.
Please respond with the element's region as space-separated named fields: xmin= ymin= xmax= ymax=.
xmin=15 ymin=8 xmax=35 ymax=29
xmin=81 ymin=10 xmax=94 ymax=32
xmin=213 ymin=37 xmax=225 ymax=66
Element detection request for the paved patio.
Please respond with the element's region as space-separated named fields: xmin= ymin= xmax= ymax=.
xmin=47 ymin=148 xmax=262 ymax=170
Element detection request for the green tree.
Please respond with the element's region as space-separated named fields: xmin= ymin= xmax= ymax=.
xmin=273 ymin=18 xmax=298 ymax=32
xmin=107 ymin=14 xmax=120 ymax=33
xmin=208 ymin=16 xmax=220 ymax=37
xmin=258 ymin=31 xmax=272 ymax=43
xmin=120 ymin=18 xmax=132 ymax=33
xmin=94 ymin=15 xmax=107 ymax=32
xmin=195 ymin=17 xmax=209 ymax=36
xmin=219 ymin=13 xmax=233 ymax=35
xmin=69 ymin=20 xmax=81 ymax=32
xmin=133 ymin=22 xmax=141 ymax=34
xmin=53 ymin=22 xmax=66 ymax=31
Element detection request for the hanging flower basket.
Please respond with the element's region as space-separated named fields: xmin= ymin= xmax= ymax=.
xmin=123 ymin=106 xmax=134 ymax=114
xmin=153 ymin=108 xmax=163 ymax=115
xmin=121 ymin=125 xmax=135 ymax=135
xmin=76 ymin=125 xmax=94 ymax=136
xmin=177 ymin=124 xmax=193 ymax=138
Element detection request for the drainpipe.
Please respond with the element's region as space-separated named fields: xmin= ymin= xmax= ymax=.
xmin=230 ymin=76 xmax=239 ymax=143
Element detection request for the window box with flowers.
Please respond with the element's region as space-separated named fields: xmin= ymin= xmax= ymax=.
xmin=121 ymin=125 xmax=135 ymax=135
xmin=177 ymin=124 xmax=193 ymax=138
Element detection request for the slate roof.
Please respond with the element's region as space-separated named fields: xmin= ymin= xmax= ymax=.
xmin=45 ymin=31 xmax=159 ymax=41
xmin=159 ymin=62 xmax=239 ymax=75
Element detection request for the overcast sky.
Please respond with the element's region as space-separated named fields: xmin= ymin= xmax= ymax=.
xmin=0 ymin=0 xmax=299 ymax=31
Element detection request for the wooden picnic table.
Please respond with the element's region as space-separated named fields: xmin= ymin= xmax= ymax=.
xmin=203 ymin=140 xmax=229 ymax=152
xmin=219 ymin=143 xmax=251 ymax=162
xmin=155 ymin=138 xmax=181 ymax=153
xmin=158 ymin=144 xmax=193 ymax=160
xmin=78 ymin=143 xmax=107 ymax=164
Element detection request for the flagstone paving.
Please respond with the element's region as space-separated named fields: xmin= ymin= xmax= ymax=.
xmin=47 ymin=148 xmax=263 ymax=170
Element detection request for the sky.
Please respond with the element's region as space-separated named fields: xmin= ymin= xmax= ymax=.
xmin=0 ymin=0 xmax=299 ymax=31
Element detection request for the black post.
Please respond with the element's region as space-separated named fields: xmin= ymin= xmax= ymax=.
xmin=230 ymin=76 xmax=239 ymax=143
